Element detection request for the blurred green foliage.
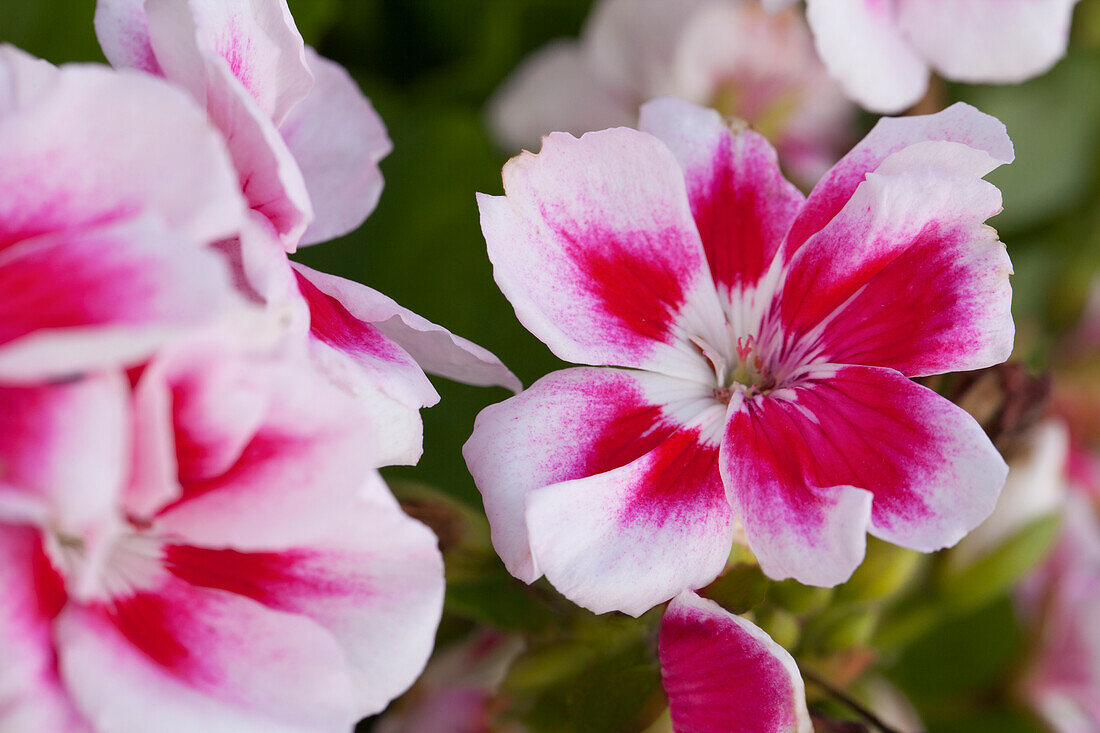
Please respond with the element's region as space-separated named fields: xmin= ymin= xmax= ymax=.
xmin=4 ymin=1 xmax=1100 ymax=730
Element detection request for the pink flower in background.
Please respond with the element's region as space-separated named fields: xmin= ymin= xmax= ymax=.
xmin=489 ymin=0 xmax=855 ymax=185
xmin=468 ymin=97 xmax=1013 ymax=615
xmin=0 ymin=46 xmax=244 ymax=382
xmin=0 ymin=338 xmax=445 ymax=733
xmin=659 ymin=592 xmax=812 ymax=733
xmin=766 ymin=0 xmax=1084 ymax=113
xmin=950 ymin=420 xmax=1070 ymax=569
xmin=94 ymin=0 xmax=519 ymax=466
xmin=1017 ymin=489 xmax=1100 ymax=733
xmin=376 ymin=631 xmax=526 ymax=733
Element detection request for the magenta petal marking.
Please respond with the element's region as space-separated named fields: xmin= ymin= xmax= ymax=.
xmin=660 ymin=592 xmax=810 ymax=733
xmin=162 ymin=544 xmax=359 ymax=612
xmin=295 ymin=270 xmax=409 ymax=367
xmin=563 ymin=222 xmax=689 ymax=345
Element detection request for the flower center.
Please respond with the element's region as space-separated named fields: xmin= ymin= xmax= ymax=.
xmin=692 ymin=333 xmax=777 ymax=405
xmin=728 ymin=336 xmax=776 ymax=395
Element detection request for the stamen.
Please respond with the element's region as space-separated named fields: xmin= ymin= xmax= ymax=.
xmin=689 ymin=335 xmax=729 ymax=387
xmin=736 ymin=335 xmax=755 ymax=362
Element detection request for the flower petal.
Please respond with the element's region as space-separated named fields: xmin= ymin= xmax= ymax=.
xmin=487 ymin=40 xmax=636 ymax=153
xmin=0 ymin=219 xmax=237 ymax=381
xmin=464 ymin=367 xmax=721 ymax=586
xmin=0 ymin=46 xmax=243 ymax=246
xmin=136 ymin=1 xmax=314 ymax=247
xmin=525 ymin=415 xmax=734 ymax=616
xmin=639 ymin=97 xmax=804 ymax=304
xmin=776 ymin=139 xmax=1013 ymax=376
xmin=0 ymin=375 xmax=128 ymax=532
xmin=294 ymin=267 xmax=438 ymax=409
xmin=659 ymin=591 xmax=812 ymax=733
xmin=897 ymin=0 xmax=1080 ymax=83
xmin=294 ymin=263 xmax=520 ymax=393
xmin=581 ymin=0 xmax=708 ymax=95
xmin=201 ymin=54 xmax=314 ymax=248
xmin=160 ymin=474 xmax=444 ymax=717
xmin=804 ymin=0 xmax=928 ymax=113
xmin=57 ymin=573 xmax=358 ymax=733
xmin=785 ymin=102 xmax=1013 ymax=256
xmin=282 ymin=47 xmax=392 ymax=246
xmin=723 ymin=365 xmax=1006 ymax=585
xmin=0 ymin=525 xmax=91 ymax=733
xmin=141 ymin=341 xmax=376 ymax=549
xmin=478 ymin=127 xmax=727 ymax=381
xmin=121 ymin=0 xmax=312 ymax=124
xmin=94 ymin=0 xmax=163 ymax=74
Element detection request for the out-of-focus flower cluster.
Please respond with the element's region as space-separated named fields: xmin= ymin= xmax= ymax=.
xmin=0 ymin=1 xmax=516 ymax=731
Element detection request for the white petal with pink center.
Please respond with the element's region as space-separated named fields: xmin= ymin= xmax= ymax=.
xmin=93 ymin=0 xmax=516 ymax=463
xmin=0 ymin=337 xmax=445 ymax=731
xmin=470 ymin=96 xmax=1013 ymax=612
xmin=659 ymin=592 xmax=812 ymax=733
xmin=95 ymin=0 xmax=396 ymax=251
xmin=0 ymin=525 xmax=92 ymax=733
xmin=0 ymin=47 xmax=245 ymax=379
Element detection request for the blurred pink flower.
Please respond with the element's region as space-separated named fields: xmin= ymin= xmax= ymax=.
xmin=489 ymin=0 xmax=856 ymax=186
xmin=1017 ymin=487 xmax=1100 ymax=733
xmin=93 ymin=0 xmax=519 ymax=466
xmin=0 ymin=337 xmax=444 ymax=733
xmin=376 ymin=630 xmax=525 ymax=733
xmin=770 ymin=0 xmax=1083 ymax=113
xmin=468 ymin=97 xmax=1013 ymax=616
xmin=950 ymin=420 xmax=1070 ymax=569
xmin=0 ymin=46 xmax=245 ymax=382
xmin=659 ymin=592 xmax=812 ymax=733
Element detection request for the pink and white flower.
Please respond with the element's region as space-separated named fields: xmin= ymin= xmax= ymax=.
xmin=94 ymin=0 xmax=386 ymax=249
xmin=659 ymin=592 xmax=812 ymax=733
xmin=489 ymin=0 xmax=855 ymax=185
xmin=1017 ymin=489 xmax=1100 ymax=732
xmin=769 ymin=0 xmax=1084 ymax=113
xmin=0 ymin=338 xmax=445 ymax=733
xmin=94 ymin=0 xmax=520 ymax=465
xmin=468 ymin=97 xmax=1013 ymax=616
xmin=0 ymin=45 xmax=244 ymax=382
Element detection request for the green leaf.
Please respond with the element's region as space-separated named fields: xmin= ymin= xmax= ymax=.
xmin=835 ymin=538 xmax=924 ymax=604
xmin=769 ymin=579 xmax=834 ymax=615
xmin=956 ymin=48 xmax=1100 ymax=236
xmin=703 ymin=562 xmax=770 ymax=614
xmin=938 ymin=514 xmax=1061 ymax=614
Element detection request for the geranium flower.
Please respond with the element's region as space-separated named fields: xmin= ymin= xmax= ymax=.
xmin=0 ymin=45 xmax=244 ymax=382
xmin=0 ymin=337 xmax=444 ymax=733
xmin=93 ymin=0 xmax=520 ymax=465
xmin=490 ymin=0 xmax=855 ymax=185
xmin=467 ymin=97 xmax=1012 ymax=615
xmin=1017 ymin=489 xmax=1100 ymax=732
xmin=766 ymin=0 xmax=1083 ymax=113
xmin=659 ymin=592 xmax=812 ymax=733
xmin=95 ymin=0 xmax=384 ymax=249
